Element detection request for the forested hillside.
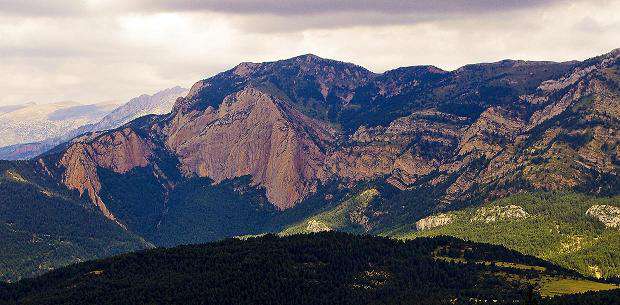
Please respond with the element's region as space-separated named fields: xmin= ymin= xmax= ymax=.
xmin=389 ymin=192 xmax=620 ymax=279
xmin=1 ymin=233 xmax=617 ymax=305
xmin=0 ymin=161 xmax=150 ymax=282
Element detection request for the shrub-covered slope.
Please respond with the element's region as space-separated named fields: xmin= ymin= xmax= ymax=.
xmin=386 ymin=192 xmax=620 ymax=279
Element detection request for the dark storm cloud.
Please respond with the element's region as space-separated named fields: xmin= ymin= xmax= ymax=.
xmin=136 ymin=0 xmax=565 ymax=15
xmin=1 ymin=0 xmax=565 ymax=18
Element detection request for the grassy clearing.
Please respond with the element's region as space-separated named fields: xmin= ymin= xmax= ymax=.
xmin=539 ymin=278 xmax=619 ymax=297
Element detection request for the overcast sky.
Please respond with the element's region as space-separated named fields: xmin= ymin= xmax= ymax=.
xmin=1 ymin=0 xmax=619 ymax=105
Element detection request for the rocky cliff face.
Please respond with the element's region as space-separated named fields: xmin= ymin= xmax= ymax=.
xmin=587 ymin=205 xmax=620 ymax=229
xmin=42 ymin=50 xmax=620 ymax=230
xmin=165 ymin=86 xmax=335 ymax=209
xmin=57 ymin=127 xmax=156 ymax=226
xmin=416 ymin=213 xmax=453 ymax=231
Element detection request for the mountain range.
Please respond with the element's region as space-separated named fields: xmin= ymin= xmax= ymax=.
xmin=0 ymin=101 xmax=121 ymax=148
xmin=0 ymin=49 xmax=618 ymax=287
xmin=0 ymin=87 xmax=188 ymax=160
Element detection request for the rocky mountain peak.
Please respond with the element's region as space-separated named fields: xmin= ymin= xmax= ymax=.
xmin=173 ymin=54 xmax=375 ymax=116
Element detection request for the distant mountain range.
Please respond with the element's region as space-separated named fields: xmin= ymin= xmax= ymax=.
xmin=0 ymin=49 xmax=618 ymax=286
xmin=0 ymin=87 xmax=187 ymax=160
xmin=77 ymin=86 xmax=188 ymax=134
xmin=0 ymin=100 xmax=121 ymax=148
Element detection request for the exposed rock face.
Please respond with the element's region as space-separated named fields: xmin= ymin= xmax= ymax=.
xmin=416 ymin=214 xmax=453 ymax=231
xmin=432 ymin=50 xmax=619 ymax=203
xmin=586 ymin=205 xmax=620 ymax=229
xmin=165 ymin=86 xmax=335 ymax=209
xmin=471 ymin=205 xmax=530 ymax=223
xmin=57 ymin=127 xmax=155 ymax=226
xmin=328 ymin=110 xmax=466 ymax=186
xmin=43 ymin=50 xmax=620 ymax=230
xmin=457 ymin=107 xmax=524 ymax=158
xmin=306 ymin=220 xmax=331 ymax=233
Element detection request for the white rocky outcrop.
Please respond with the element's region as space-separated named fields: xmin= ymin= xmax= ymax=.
xmin=416 ymin=213 xmax=453 ymax=231
xmin=306 ymin=220 xmax=331 ymax=233
xmin=471 ymin=205 xmax=529 ymax=223
xmin=586 ymin=205 xmax=620 ymax=229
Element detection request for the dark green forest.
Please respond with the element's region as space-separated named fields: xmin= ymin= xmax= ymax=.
xmin=1 ymin=232 xmax=617 ymax=305
xmin=0 ymin=161 xmax=149 ymax=282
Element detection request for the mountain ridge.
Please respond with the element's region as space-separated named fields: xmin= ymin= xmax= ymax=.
xmin=41 ymin=49 xmax=618 ymax=221
xmin=0 ymin=101 xmax=122 ymax=149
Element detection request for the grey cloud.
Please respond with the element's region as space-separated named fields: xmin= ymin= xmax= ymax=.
xmin=0 ymin=0 xmax=84 ymax=16
xmin=134 ymin=0 xmax=566 ymax=16
xmin=573 ymin=16 xmax=619 ymax=33
xmin=1 ymin=0 xmax=566 ymax=18
xmin=126 ymin=0 xmax=570 ymax=33
xmin=0 ymin=0 xmax=570 ymax=33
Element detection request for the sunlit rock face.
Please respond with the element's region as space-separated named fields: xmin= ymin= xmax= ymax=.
xmin=416 ymin=214 xmax=454 ymax=231
xmin=471 ymin=205 xmax=530 ymax=223
xmin=165 ymin=86 xmax=335 ymax=210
